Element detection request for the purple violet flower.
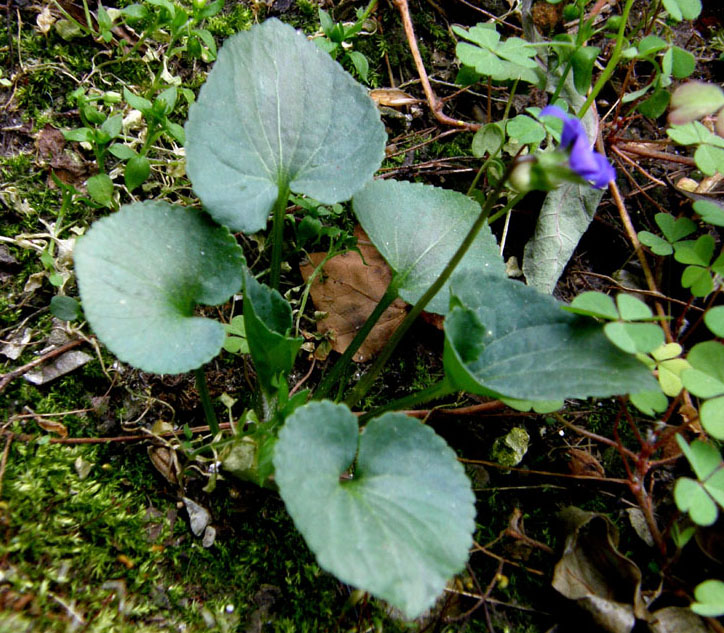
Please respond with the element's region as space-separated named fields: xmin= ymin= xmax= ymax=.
xmin=540 ymin=105 xmax=615 ymax=189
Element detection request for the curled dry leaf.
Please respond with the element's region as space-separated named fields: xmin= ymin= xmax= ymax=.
xmin=567 ymin=448 xmax=605 ymax=478
xmin=552 ymin=507 xmax=645 ymax=633
xmin=299 ymin=227 xmax=407 ymax=363
xmin=369 ymin=88 xmax=421 ymax=108
xmin=147 ymin=445 xmax=179 ymax=485
xmin=36 ymin=417 xmax=68 ymax=439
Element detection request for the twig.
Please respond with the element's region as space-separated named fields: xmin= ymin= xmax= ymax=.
xmin=0 ymin=339 xmax=86 ymax=394
xmin=617 ymin=142 xmax=696 ymax=167
xmin=610 ymin=145 xmax=666 ymax=187
xmin=458 ymin=457 xmax=628 ymax=484
xmin=404 ymin=400 xmax=505 ymax=419
xmin=392 ymin=0 xmax=480 ymax=131
xmin=0 ymin=435 xmax=13 ymax=499
xmin=289 ymin=358 xmax=316 ymax=397
xmin=607 ymin=174 xmax=673 ymax=342
xmin=0 ymin=422 xmax=233 ymax=445
xmin=471 ymin=541 xmax=545 ymax=576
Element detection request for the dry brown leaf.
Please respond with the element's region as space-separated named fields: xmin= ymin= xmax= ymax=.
xmin=567 ymin=448 xmax=605 ymax=478
xmin=369 ymin=88 xmax=420 ymax=108
xmin=37 ymin=417 xmax=68 ymax=438
xmin=553 ymin=507 xmax=646 ymax=633
xmin=299 ymin=227 xmax=407 ymax=363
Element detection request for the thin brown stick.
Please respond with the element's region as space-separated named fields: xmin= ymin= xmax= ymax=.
xmin=459 ymin=457 xmax=629 ymax=485
xmin=610 ymin=145 xmax=666 ymax=187
xmin=0 ymin=422 xmax=233 ymax=445
xmin=0 ymin=338 xmax=86 ymax=394
xmin=0 ymin=435 xmax=13 ymax=499
xmin=607 ymin=176 xmax=673 ymax=342
xmin=471 ymin=541 xmax=545 ymax=576
xmin=617 ymin=142 xmax=696 ymax=167
xmin=404 ymin=400 xmax=506 ymax=419
xmin=392 ymin=0 xmax=480 ymax=131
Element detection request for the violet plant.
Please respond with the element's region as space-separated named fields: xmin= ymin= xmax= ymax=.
xmin=73 ymin=18 xmax=662 ymax=618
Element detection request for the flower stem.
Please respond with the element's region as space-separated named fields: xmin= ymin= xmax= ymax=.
xmin=194 ymin=368 xmax=220 ymax=436
xmin=269 ymin=185 xmax=291 ymax=291
xmin=358 ymin=377 xmax=456 ymax=424
xmin=577 ymin=0 xmax=635 ymax=118
xmin=315 ymin=276 xmax=401 ymax=401
xmin=344 ymin=171 xmax=513 ymax=410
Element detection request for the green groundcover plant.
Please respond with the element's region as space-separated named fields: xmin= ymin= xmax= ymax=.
xmin=73 ymin=18 xmax=685 ymax=619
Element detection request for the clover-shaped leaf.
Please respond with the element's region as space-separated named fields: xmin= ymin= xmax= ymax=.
xmin=691 ymin=580 xmax=724 ymax=617
xmin=273 ymin=401 xmax=475 ymax=619
xmin=704 ymin=305 xmax=724 ymax=337
xmin=566 ymin=291 xmax=664 ymax=354
xmin=674 ymin=436 xmax=724 ymax=526
xmin=74 ymin=201 xmax=244 ymax=374
xmin=444 ymin=274 xmax=657 ymax=401
xmin=352 ymin=180 xmax=505 ymax=314
xmin=185 ymin=19 xmax=386 ymax=234
xmin=682 ymin=341 xmax=724 ymax=439
xmin=693 ymin=199 xmax=724 ymax=228
xmin=453 ymin=24 xmax=541 ymax=84
xmin=639 ymin=212 xmax=696 ymax=256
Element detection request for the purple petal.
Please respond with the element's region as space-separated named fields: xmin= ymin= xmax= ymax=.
xmin=540 ymin=106 xmax=586 ymax=149
xmin=569 ymin=135 xmax=614 ymax=188
xmin=540 ymin=105 xmax=567 ymax=119
xmin=589 ymin=152 xmax=615 ymax=188
xmin=560 ymin=117 xmax=586 ymax=149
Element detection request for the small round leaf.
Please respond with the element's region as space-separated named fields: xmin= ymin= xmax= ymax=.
xmin=274 ymin=401 xmax=475 ymax=619
xmin=704 ymin=305 xmax=724 ymax=337
xmin=74 ymin=201 xmax=244 ymax=374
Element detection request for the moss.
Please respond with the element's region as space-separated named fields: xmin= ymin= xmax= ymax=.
xmin=204 ymin=4 xmax=255 ymax=38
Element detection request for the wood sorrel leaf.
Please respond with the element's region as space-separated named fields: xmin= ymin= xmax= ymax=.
xmin=273 ymin=401 xmax=475 ymax=619
xmin=352 ymin=180 xmax=505 ymax=314
xmin=185 ymin=18 xmax=386 ymax=234
xmin=74 ymin=201 xmax=244 ymax=374
xmin=443 ymin=272 xmax=657 ymax=401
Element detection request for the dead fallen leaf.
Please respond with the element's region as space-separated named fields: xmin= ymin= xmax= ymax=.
xmin=552 ymin=507 xmax=646 ymax=633
xmin=567 ymin=448 xmax=605 ymax=478
xmin=147 ymin=445 xmax=179 ymax=485
xmin=36 ymin=417 xmax=69 ymax=438
xmin=183 ymin=497 xmax=211 ymax=536
xmin=369 ymin=88 xmax=420 ymax=108
xmin=299 ymin=227 xmax=407 ymax=362
xmin=625 ymin=507 xmax=654 ymax=548
xmin=647 ymin=606 xmax=708 ymax=633
xmin=36 ymin=124 xmax=66 ymax=158
xmin=23 ymin=350 xmax=93 ymax=385
xmin=35 ymin=6 xmax=56 ymax=34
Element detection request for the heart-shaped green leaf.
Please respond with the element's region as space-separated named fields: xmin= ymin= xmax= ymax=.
xmin=242 ymin=268 xmax=303 ymax=394
xmin=704 ymin=306 xmax=724 ymax=337
xmin=694 ymin=200 xmax=724 ymax=228
xmin=674 ymin=476 xmax=718 ymax=526
xmin=443 ymin=273 xmax=657 ymax=401
xmin=273 ymin=401 xmax=475 ymax=619
xmin=692 ymin=580 xmax=724 ymax=617
xmin=604 ymin=322 xmax=664 ymax=354
xmin=74 ymin=201 xmax=244 ymax=374
xmin=352 ymin=180 xmax=505 ymax=314
xmin=675 ymin=436 xmax=724 ymax=525
xmin=185 ymin=18 xmax=386 ymax=234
